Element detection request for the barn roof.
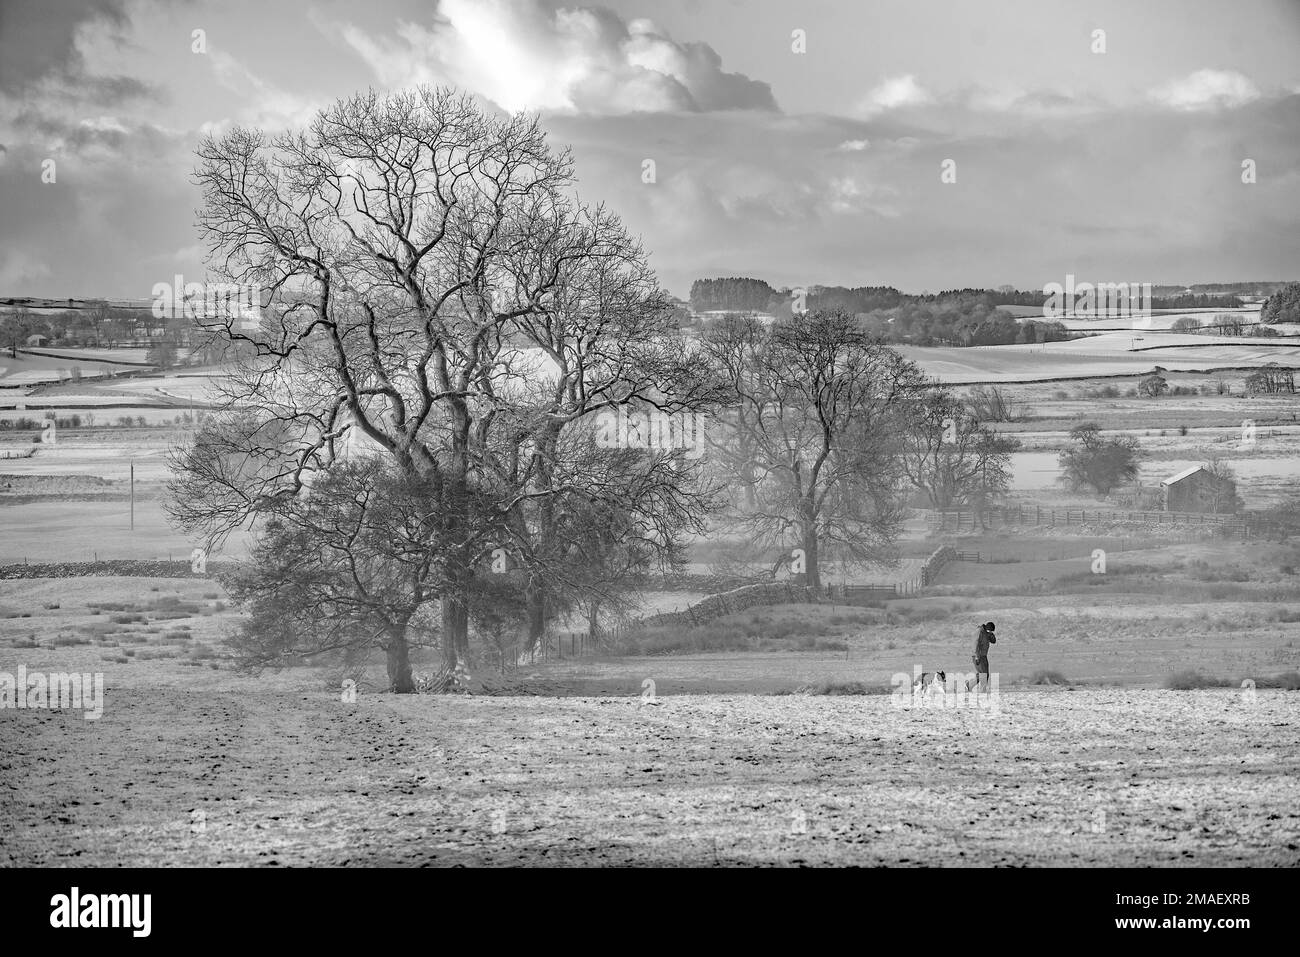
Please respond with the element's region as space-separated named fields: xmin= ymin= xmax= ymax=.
xmin=1161 ymin=465 xmax=1208 ymax=486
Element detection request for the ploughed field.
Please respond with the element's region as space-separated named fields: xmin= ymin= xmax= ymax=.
xmin=3 ymin=667 xmax=1297 ymax=866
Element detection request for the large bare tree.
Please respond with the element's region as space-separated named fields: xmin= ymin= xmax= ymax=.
xmin=171 ymin=86 xmax=713 ymax=687
xmin=700 ymin=310 xmax=928 ymax=588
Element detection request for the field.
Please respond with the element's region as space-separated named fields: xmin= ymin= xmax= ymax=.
xmin=898 ymin=335 xmax=1300 ymax=384
xmin=3 ymin=666 xmax=1297 ymax=865
xmin=3 ymin=340 xmax=1300 ymax=867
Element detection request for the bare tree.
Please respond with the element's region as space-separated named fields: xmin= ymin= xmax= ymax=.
xmin=965 ymin=384 xmax=1021 ymax=423
xmin=701 ymin=310 xmax=928 ymax=588
xmin=173 ymin=86 xmax=712 ymax=685
xmin=482 ymin=245 xmax=721 ymax=653
xmin=897 ymin=389 xmax=1020 ymax=509
xmin=87 ymin=300 xmax=112 ymax=347
xmin=221 ymin=460 xmax=468 ymax=690
xmin=1058 ymin=422 xmax=1141 ymax=496
xmin=1245 ymin=363 xmax=1295 ymax=395
xmin=1210 ymin=313 xmax=1245 ymax=336
xmin=1 ymin=305 xmax=34 ymax=358
xmin=1198 ymin=458 xmax=1244 ymax=514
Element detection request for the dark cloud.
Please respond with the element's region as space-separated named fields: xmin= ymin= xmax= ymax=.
xmin=0 ymin=0 xmax=157 ymax=106
xmin=0 ymin=0 xmax=126 ymax=90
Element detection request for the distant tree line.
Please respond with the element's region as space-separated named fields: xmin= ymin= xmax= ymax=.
xmin=853 ymin=301 xmax=1070 ymax=347
xmin=688 ymin=277 xmax=1246 ymax=316
xmin=1261 ymin=283 xmax=1300 ymax=325
xmin=1162 ymin=281 xmax=1295 ymax=297
xmin=688 ymin=277 xmax=778 ymax=312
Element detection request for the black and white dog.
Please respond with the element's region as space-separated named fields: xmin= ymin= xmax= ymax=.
xmin=914 ymin=669 xmax=986 ymax=697
xmin=912 ymin=670 xmax=947 ymax=697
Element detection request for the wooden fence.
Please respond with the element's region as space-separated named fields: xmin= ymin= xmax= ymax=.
xmin=489 ymin=629 xmax=603 ymax=673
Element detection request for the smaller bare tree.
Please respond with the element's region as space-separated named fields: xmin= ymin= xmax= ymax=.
xmin=965 ymin=385 xmax=1022 ymax=423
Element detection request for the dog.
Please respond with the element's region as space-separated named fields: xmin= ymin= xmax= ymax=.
xmin=912 ymin=670 xmax=947 ymax=697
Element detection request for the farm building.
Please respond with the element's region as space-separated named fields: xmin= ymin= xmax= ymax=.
xmin=24 ymin=333 xmax=49 ymax=347
xmin=1159 ymin=465 xmax=1239 ymax=513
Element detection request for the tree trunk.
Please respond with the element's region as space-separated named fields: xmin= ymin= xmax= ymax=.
xmin=386 ymin=626 xmax=414 ymax=693
xmin=801 ymin=521 xmax=821 ymax=589
xmin=438 ymin=397 xmax=473 ymax=680
xmin=525 ymin=576 xmax=546 ymax=655
xmin=440 ymin=589 xmax=469 ymax=672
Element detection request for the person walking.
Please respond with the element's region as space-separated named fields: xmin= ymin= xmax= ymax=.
xmin=971 ymin=621 xmax=995 ymax=692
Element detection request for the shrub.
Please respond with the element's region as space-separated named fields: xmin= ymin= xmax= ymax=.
xmin=783 ymin=680 xmax=884 ymax=696
xmin=1028 ymin=669 xmax=1069 ymax=685
xmin=1059 ymin=422 xmax=1141 ymax=495
xmin=1164 ymin=670 xmax=1232 ymax=690
xmin=1255 ymin=671 xmax=1300 ymax=690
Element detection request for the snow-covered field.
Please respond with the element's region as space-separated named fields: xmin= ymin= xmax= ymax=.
xmin=903 ymin=334 xmax=1300 ymax=384
xmin=0 ymin=441 xmax=174 ymax=480
xmin=3 ymin=666 xmax=1295 ymax=865
xmin=0 ymin=392 xmax=169 ymax=409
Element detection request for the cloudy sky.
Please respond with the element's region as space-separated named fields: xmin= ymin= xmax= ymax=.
xmin=1 ymin=0 xmax=1297 ymax=299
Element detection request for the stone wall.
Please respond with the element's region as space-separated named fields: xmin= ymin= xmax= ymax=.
xmin=920 ymin=545 xmax=956 ymax=585
xmin=0 ymin=560 xmax=225 ymax=580
xmin=636 ymin=580 xmax=822 ymax=630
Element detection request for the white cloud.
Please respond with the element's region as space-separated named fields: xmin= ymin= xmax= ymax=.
xmin=208 ymin=50 xmax=321 ymax=130
xmin=859 ymin=74 xmax=933 ymax=115
xmin=1148 ymin=69 xmax=1260 ymax=111
xmin=78 ymin=116 xmax=128 ymax=134
xmin=964 ymin=86 xmax=1099 ymax=118
xmin=339 ymin=0 xmax=775 ymax=115
xmin=837 ymin=138 xmax=870 ymax=151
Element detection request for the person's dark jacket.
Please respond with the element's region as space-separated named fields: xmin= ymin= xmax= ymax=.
xmin=975 ymin=626 xmax=995 ymax=657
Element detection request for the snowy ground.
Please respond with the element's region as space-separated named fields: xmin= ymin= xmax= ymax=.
xmin=3 ymin=675 xmax=1296 ymax=866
